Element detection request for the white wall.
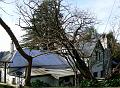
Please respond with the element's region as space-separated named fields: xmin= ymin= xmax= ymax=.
xmin=0 ymin=67 xmax=58 ymax=86
xmin=0 ymin=68 xmax=4 ymax=82
xmin=6 ymin=75 xmax=25 ymax=86
xmin=0 ymin=71 xmax=58 ymax=86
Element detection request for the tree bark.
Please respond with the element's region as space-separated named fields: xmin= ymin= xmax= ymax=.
xmin=0 ymin=17 xmax=32 ymax=86
xmin=70 ymin=42 xmax=94 ymax=79
xmin=25 ymin=58 xmax=32 ymax=86
xmin=63 ymin=42 xmax=94 ymax=79
xmin=72 ymin=49 xmax=94 ymax=79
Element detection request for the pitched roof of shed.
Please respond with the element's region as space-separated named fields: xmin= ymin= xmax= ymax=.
xmin=8 ymin=67 xmax=74 ymax=79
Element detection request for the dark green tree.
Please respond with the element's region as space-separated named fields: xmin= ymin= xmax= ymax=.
xmin=106 ymin=32 xmax=120 ymax=60
xmin=105 ymin=32 xmax=120 ymax=79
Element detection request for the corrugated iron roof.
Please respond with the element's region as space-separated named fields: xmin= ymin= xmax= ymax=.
xmin=46 ymin=69 xmax=74 ymax=79
xmin=7 ymin=48 xmax=69 ymax=69
xmin=8 ymin=67 xmax=74 ymax=79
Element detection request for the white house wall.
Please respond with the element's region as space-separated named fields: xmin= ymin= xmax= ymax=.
xmin=0 ymin=68 xmax=4 ymax=82
xmin=3 ymin=72 xmax=58 ymax=86
xmin=6 ymin=74 xmax=25 ymax=86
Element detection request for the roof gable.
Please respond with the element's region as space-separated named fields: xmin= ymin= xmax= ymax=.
xmin=78 ymin=39 xmax=104 ymax=57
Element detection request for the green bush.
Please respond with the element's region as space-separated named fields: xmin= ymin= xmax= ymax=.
xmin=80 ymin=79 xmax=120 ymax=87
xmin=31 ymin=79 xmax=51 ymax=87
xmin=103 ymin=79 xmax=120 ymax=87
xmin=80 ymin=80 xmax=98 ymax=87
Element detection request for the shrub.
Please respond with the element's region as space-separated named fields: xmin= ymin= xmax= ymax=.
xmin=103 ymin=79 xmax=120 ymax=87
xmin=31 ymin=79 xmax=51 ymax=87
xmin=80 ymin=79 xmax=120 ymax=87
xmin=80 ymin=80 xmax=98 ymax=87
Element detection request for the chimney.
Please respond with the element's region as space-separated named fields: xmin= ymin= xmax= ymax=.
xmin=101 ymin=34 xmax=107 ymax=49
xmin=10 ymin=41 xmax=14 ymax=53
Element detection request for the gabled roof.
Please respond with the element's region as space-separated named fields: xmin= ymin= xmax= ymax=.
xmin=78 ymin=39 xmax=104 ymax=57
xmin=78 ymin=39 xmax=97 ymax=57
xmin=7 ymin=48 xmax=69 ymax=69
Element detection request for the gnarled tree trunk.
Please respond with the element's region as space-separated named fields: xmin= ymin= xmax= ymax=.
xmin=0 ymin=17 xmax=32 ymax=86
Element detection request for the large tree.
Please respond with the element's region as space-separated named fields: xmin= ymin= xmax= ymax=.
xmin=18 ymin=0 xmax=97 ymax=80
xmin=105 ymin=32 xmax=120 ymax=79
xmin=0 ymin=0 xmax=34 ymax=86
xmin=106 ymin=32 xmax=120 ymax=60
xmin=0 ymin=18 xmax=32 ymax=86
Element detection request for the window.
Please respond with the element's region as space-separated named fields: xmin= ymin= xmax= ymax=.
xmin=95 ymin=51 xmax=98 ymax=61
xmin=99 ymin=52 xmax=100 ymax=61
xmin=101 ymin=70 xmax=104 ymax=77
xmin=93 ymin=72 xmax=98 ymax=77
xmin=12 ymin=78 xmax=16 ymax=84
xmin=64 ymin=77 xmax=70 ymax=82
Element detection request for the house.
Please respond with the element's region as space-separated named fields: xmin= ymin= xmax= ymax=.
xmin=0 ymin=48 xmax=76 ymax=86
xmin=0 ymin=36 xmax=111 ymax=86
xmin=77 ymin=37 xmax=111 ymax=78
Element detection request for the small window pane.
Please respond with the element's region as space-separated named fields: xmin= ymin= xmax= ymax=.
xmin=93 ymin=72 xmax=98 ymax=77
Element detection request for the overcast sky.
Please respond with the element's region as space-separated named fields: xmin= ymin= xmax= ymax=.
xmin=0 ymin=0 xmax=120 ymax=51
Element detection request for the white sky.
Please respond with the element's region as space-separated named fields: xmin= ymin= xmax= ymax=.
xmin=0 ymin=0 xmax=120 ymax=51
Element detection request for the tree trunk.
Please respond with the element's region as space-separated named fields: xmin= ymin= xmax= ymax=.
xmin=25 ymin=58 xmax=32 ymax=86
xmin=72 ymin=49 xmax=94 ymax=79
xmin=0 ymin=18 xmax=33 ymax=86
xmin=69 ymin=42 xmax=94 ymax=79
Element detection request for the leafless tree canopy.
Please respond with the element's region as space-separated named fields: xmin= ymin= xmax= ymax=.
xmin=16 ymin=0 xmax=97 ymax=80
